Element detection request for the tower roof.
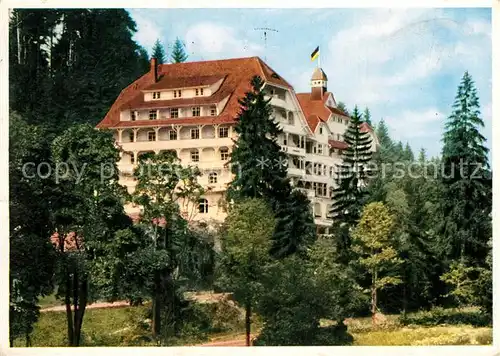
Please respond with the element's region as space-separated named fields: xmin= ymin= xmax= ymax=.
xmin=311 ymin=67 xmax=328 ymax=81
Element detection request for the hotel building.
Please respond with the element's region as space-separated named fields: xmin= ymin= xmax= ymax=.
xmin=97 ymin=57 xmax=378 ymax=234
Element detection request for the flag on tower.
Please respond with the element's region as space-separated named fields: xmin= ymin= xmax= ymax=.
xmin=310 ymin=46 xmax=320 ymax=61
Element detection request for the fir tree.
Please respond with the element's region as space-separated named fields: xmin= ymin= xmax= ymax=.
xmin=363 ymin=107 xmax=372 ymax=126
xmin=403 ymin=142 xmax=414 ymax=162
xmin=270 ymin=190 xmax=316 ymax=259
xmin=151 ymin=39 xmax=166 ymax=64
xmin=228 ymin=75 xmax=316 ymax=258
xmin=395 ymin=141 xmax=404 ymax=160
xmin=439 ymin=71 xmax=491 ymax=265
xmin=337 ymin=102 xmax=349 ymax=116
xmin=418 ymin=148 xmax=426 ymax=163
xmin=330 ymin=106 xmax=373 ymax=250
xmin=171 ymin=37 xmax=188 ymax=63
xmin=228 ymin=75 xmax=291 ymax=205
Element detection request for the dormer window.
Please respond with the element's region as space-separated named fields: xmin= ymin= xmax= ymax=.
xmin=210 ymin=106 xmax=217 ymax=116
xmin=195 ymin=88 xmax=204 ymax=96
xmin=200 ymin=88 xmax=204 ymax=95
xmin=192 ymin=107 xmax=200 ymax=117
xmin=173 ymin=90 xmax=182 ymax=98
xmin=152 ymin=92 xmax=161 ymax=99
xmin=149 ymin=110 xmax=157 ymax=120
xmin=319 ymin=126 xmax=323 ymax=134
xmin=130 ymin=111 xmax=136 ymax=121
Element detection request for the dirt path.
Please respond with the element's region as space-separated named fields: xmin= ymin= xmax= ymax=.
xmin=40 ymin=300 xmax=131 ymax=312
xmin=198 ymin=334 xmax=255 ymax=347
xmin=40 ymin=292 xmax=230 ymax=312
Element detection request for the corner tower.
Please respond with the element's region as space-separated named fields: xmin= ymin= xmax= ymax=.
xmin=310 ymin=67 xmax=328 ymax=101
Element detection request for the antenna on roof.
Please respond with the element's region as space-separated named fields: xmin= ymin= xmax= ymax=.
xmin=254 ymin=27 xmax=278 ymax=62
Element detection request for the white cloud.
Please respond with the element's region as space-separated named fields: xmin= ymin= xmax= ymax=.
xmin=185 ymin=22 xmax=263 ymax=60
xmin=132 ymin=13 xmax=162 ymax=53
xmin=323 ymin=9 xmax=490 ymax=109
xmin=385 ymin=108 xmax=445 ymax=141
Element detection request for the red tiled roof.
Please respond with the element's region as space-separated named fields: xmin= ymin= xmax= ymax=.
xmin=144 ymin=75 xmax=226 ymax=91
xmin=360 ymin=122 xmax=373 ymax=133
xmin=296 ymin=91 xmax=350 ymax=131
xmin=328 ymin=139 xmax=349 ymax=150
xmin=51 ymin=232 xmax=83 ymax=252
xmin=97 ymin=57 xmax=292 ymax=129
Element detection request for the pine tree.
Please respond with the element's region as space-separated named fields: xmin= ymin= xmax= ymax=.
xmin=363 ymin=107 xmax=372 ymax=126
xmin=418 ymin=148 xmax=426 ymax=163
xmin=228 ymin=76 xmax=316 ymax=258
xmin=171 ymin=37 xmax=188 ymax=63
xmin=228 ymin=75 xmax=290 ymax=205
xmin=439 ymin=71 xmax=491 ymax=265
xmin=337 ymin=102 xmax=349 ymax=116
xmin=403 ymin=142 xmax=414 ymax=162
xmin=270 ymin=190 xmax=316 ymax=259
xmin=151 ymin=39 xmax=166 ymax=64
xmin=330 ymin=106 xmax=373 ymax=250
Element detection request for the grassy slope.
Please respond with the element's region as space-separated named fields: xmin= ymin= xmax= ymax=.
xmin=16 ymin=305 xmax=492 ymax=347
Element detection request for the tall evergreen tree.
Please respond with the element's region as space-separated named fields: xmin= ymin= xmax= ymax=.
xmin=403 ymin=142 xmax=414 ymax=162
xmin=228 ymin=76 xmax=316 ymax=258
xmin=228 ymin=75 xmax=290 ymax=204
xmin=151 ymin=39 xmax=166 ymax=64
xmin=9 ymin=9 xmax=149 ymax=133
xmin=418 ymin=148 xmax=426 ymax=163
xmin=363 ymin=107 xmax=372 ymax=126
xmin=439 ymin=71 xmax=491 ymax=265
xmin=330 ymin=106 xmax=373 ymax=251
xmin=170 ymin=37 xmax=188 ymax=63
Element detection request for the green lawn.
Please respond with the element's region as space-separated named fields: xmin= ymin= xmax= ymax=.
xmin=15 ymin=304 xmax=492 ymax=347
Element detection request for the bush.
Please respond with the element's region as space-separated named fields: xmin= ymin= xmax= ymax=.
xmin=399 ymin=307 xmax=491 ymax=327
xmin=254 ymin=320 xmax=354 ymax=346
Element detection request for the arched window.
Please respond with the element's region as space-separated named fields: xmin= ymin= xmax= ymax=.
xmin=209 ymin=172 xmax=218 ymax=184
xmin=199 ymin=199 xmax=209 ymax=214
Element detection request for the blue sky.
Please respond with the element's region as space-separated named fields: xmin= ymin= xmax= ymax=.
xmin=127 ymin=8 xmax=491 ymax=159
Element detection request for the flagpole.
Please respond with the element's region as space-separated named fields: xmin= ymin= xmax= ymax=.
xmin=318 ymin=47 xmax=321 ymax=68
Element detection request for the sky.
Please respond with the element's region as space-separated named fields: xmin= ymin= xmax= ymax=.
xmin=127 ymin=8 xmax=492 ymax=159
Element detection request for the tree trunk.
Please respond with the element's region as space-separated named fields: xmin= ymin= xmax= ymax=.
xmin=371 ymin=270 xmax=377 ymax=326
xmin=245 ymin=301 xmax=251 ymax=346
xmin=65 ymin=272 xmax=74 ymax=346
xmin=74 ymin=278 xmax=88 ymax=346
xmin=152 ymin=270 xmax=162 ymax=339
xmin=16 ymin=12 xmax=21 ymax=64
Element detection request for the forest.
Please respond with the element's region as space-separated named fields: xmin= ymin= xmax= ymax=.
xmin=9 ymin=9 xmax=492 ymax=347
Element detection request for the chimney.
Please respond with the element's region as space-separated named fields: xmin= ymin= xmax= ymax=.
xmin=310 ymin=67 xmax=328 ymax=101
xmin=150 ymin=57 xmax=158 ymax=82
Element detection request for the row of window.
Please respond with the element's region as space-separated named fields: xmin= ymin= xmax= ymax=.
xmin=128 ymin=127 xmax=229 ymax=142
xmin=131 ymin=106 xmax=217 ymax=121
xmin=333 ymin=116 xmax=349 ymax=125
xmin=190 ymin=148 xmax=229 ymax=162
xmin=151 ymin=88 xmax=207 ymax=101
xmin=128 ymin=148 xmax=229 ymax=164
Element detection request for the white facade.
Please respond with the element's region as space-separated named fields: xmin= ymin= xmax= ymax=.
xmin=109 ymin=63 xmax=377 ymax=233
